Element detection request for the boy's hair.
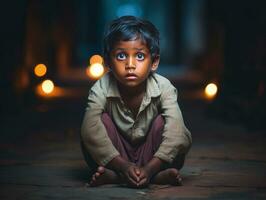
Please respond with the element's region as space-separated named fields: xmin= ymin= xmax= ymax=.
xmin=103 ymin=15 xmax=160 ymax=66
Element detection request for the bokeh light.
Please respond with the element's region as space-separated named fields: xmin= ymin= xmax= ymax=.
xmin=41 ymin=79 xmax=54 ymax=94
xmin=89 ymin=54 xmax=103 ymax=65
xmin=34 ymin=64 xmax=47 ymax=77
xmin=205 ymin=83 xmax=218 ymax=99
xmin=86 ymin=63 xmax=105 ymax=79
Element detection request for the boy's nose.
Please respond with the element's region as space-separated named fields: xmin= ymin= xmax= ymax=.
xmin=126 ymin=56 xmax=136 ymax=70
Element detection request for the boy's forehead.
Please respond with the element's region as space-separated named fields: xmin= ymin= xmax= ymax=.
xmin=112 ymin=39 xmax=148 ymax=50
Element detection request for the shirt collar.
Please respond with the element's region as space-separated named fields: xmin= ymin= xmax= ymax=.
xmin=106 ymin=73 xmax=121 ymax=98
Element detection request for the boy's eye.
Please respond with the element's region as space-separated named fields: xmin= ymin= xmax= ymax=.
xmin=116 ymin=53 xmax=126 ymax=60
xmin=136 ymin=53 xmax=145 ymax=61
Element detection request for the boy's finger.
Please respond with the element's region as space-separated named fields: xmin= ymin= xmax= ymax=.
xmin=138 ymin=174 xmax=145 ymax=181
xmin=134 ymin=167 xmax=141 ymax=176
xmin=129 ymin=171 xmax=140 ymax=182
xmin=127 ymin=176 xmax=138 ymax=186
xmin=138 ymin=177 xmax=148 ymax=187
xmin=136 ymin=168 xmax=148 ymax=181
xmin=138 ymin=171 xmax=146 ymax=179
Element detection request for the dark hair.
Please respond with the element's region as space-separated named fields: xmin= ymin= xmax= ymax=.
xmin=103 ymin=15 xmax=160 ymax=66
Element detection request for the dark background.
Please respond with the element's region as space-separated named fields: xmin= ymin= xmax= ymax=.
xmin=0 ymin=0 xmax=265 ymax=145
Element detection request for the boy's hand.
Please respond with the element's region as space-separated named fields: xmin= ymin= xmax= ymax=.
xmin=135 ymin=167 xmax=152 ymax=187
xmin=106 ymin=156 xmax=139 ymax=186
xmin=106 ymin=156 xmax=164 ymax=187
xmin=137 ymin=157 xmax=165 ymax=187
xmin=121 ymin=162 xmax=141 ymax=187
xmin=124 ymin=165 xmax=151 ymax=188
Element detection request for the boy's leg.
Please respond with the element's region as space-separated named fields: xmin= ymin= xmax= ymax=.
xmin=134 ymin=115 xmax=164 ymax=166
xmin=81 ymin=113 xmax=133 ymax=186
xmin=101 ymin=113 xmax=185 ymax=168
xmin=134 ymin=115 xmax=186 ymax=185
xmin=81 ymin=113 xmax=186 ymax=185
xmin=81 ymin=113 xmax=131 ymax=174
xmin=101 ymin=113 xmax=132 ymax=161
xmin=135 ymin=114 xmax=186 ymax=169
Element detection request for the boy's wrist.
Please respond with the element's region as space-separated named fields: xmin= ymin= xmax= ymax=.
xmin=106 ymin=155 xmax=132 ymax=173
xmin=144 ymin=157 xmax=164 ymax=177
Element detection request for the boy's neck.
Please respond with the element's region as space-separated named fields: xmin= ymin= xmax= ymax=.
xmin=117 ymin=81 xmax=146 ymax=119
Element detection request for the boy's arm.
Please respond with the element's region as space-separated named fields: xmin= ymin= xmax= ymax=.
xmin=154 ymin=84 xmax=192 ymax=164
xmin=143 ymin=157 xmax=163 ymax=176
xmin=81 ymin=80 xmax=119 ymax=166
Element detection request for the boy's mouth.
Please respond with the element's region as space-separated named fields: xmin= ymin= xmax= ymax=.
xmin=125 ymin=73 xmax=138 ymax=80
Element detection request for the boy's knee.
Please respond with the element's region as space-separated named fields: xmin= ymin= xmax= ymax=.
xmin=101 ymin=112 xmax=111 ymax=122
xmin=154 ymin=114 xmax=164 ymax=125
xmin=151 ymin=115 xmax=164 ymax=132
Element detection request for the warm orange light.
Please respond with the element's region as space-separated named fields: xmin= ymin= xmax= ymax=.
xmin=41 ymin=79 xmax=54 ymax=94
xmin=205 ymin=83 xmax=218 ymax=99
xmin=89 ymin=55 xmax=103 ymax=65
xmin=34 ymin=64 xmax=47 ymax=77
xmin=86 ymin=63 xmax=105 ymax=79
xmin=36 ymin=84 xmax=63 ymax=98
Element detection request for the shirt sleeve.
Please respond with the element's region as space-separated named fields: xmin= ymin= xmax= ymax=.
xmin=81 ymin=80 xmax=119 ymax=166
xmin=154 ymin=84 xmax=192 ymax=163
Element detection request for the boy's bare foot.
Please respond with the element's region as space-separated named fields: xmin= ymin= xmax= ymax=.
xmin=152 ymin=168 xmax=182 ymax=185
xmin=90 ymin=166 xmax=120 ymax=187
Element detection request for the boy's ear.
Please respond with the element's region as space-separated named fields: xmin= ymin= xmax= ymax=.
xmin=151 ymin=56 xmax=160 ymax=72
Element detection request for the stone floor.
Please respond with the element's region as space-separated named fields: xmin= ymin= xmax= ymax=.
xmin=0 ymin=97 xmax=266 ymax=199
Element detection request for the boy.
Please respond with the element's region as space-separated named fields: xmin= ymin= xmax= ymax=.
xmin=81 ymin=16 xmax=192 ymax=188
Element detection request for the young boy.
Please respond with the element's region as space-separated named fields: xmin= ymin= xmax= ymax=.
xmin=81 ymin=16 xmax=192 ymax=188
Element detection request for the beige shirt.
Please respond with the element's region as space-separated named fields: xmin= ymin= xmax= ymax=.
xmin=81 ymin=72 xmax=192 ymax=166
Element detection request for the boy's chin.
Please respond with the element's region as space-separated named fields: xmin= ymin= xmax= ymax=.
xmin=122 ymin=82 xmax=140 ymax=88
xmin=118 ymin=80 xmax=146 ymax=89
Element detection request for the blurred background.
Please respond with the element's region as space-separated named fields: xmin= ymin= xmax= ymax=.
xmin=0 ymin=0 xmax=265 ymax=144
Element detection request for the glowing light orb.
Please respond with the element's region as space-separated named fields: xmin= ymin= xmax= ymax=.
xmin=89 ymin=55 xmax=103 ymax=65
xmin=41 ymin=79 xmax=54 ymax=94
xmin=34 ymin=64 xmax=47 ymax=77
xmin=86 ymin=63 xmax=104 ymax=79
xmin=205 ymin=83 xmax=218 ymax=98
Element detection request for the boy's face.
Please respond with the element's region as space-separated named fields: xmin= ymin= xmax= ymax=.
xmin=109 ymin=38 xmax=159 ymax=89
